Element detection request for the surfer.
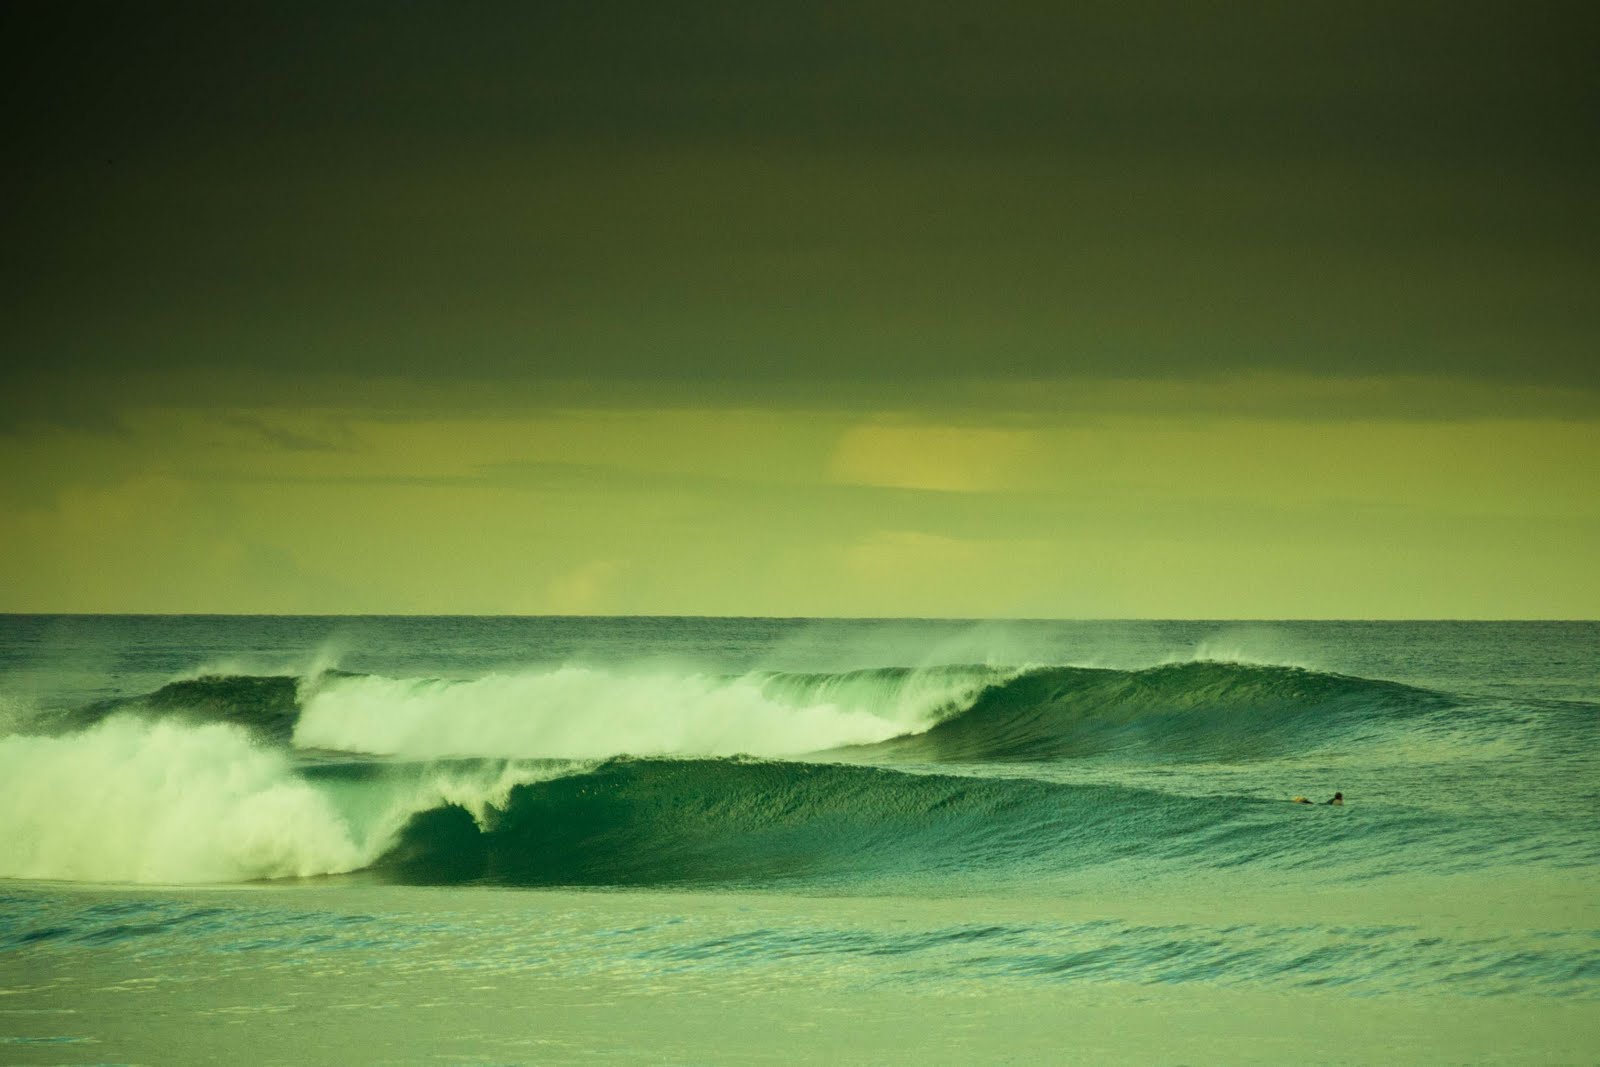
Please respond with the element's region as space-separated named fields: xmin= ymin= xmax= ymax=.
xmin=1291 ymin=792 xmax=1343 ymax=805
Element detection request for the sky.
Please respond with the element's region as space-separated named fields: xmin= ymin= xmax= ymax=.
xmin=3 ymin=2 xmax=1597 ymax=617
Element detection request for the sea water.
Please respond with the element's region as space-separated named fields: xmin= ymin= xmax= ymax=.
xmin=1 ymin=616 xmax=1596 ymax=1063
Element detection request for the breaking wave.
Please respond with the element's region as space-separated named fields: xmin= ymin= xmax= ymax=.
xmin=0 ymin=717 xmax=568 ymax=884
xmin=45 ymin=661 xmax=1447 ymax=765
xmin=8 ymin=658 xmax=1553 ymax=887
xmin=371 ymin=757 xmax=1269 ymax=887
xmin=291 ymin=665 xmax=997 ymax=759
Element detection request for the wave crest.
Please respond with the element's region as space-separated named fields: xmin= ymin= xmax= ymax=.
xmin=291 ymin=665 xmax=997 ymax=760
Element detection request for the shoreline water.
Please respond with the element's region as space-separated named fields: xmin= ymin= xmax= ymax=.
xmin=6 ymin=878 xmax=1597 ymax=1064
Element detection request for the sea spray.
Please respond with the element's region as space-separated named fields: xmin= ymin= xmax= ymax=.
xmin=291 ymin=665 xmax=996 ymax=760
xmin=0 ymin=716 xmax=580 ymax=884
xmin=0 ymin=717 xmax=367 ymax=883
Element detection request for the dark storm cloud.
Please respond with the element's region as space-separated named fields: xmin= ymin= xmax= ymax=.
xmin=4 ymin=1 xmax=1597 ymax=423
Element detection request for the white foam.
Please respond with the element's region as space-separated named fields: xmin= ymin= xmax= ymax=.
xmin=292 ymin=666 xmax=992 ymax=760
xmin=0 ymin=691 xmax=37 ymax=738
xmin=0 ymin=715 xmax=575 ymax=885
xmin=0 ymin=717 xmax=369 ymax=883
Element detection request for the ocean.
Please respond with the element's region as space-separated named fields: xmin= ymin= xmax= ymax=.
xmin=1 ymin=615 xmax=1596 ymax=1063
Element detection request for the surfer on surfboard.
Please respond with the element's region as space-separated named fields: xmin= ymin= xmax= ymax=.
xmin=1292 ymin=792 xmax=1343 ymax=805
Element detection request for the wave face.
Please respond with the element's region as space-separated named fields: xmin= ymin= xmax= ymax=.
xmin=863 ymin=662 xmax=1449 ymax=763
xmin=368 ymin=752 xmax=1530 ymax=889
xmin=59 ymin=674 xmax=308 ymax=745
xmin=373 ymin=757 xmax=1257 ymax=887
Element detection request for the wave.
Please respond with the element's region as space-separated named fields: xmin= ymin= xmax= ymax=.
xmin=53 ymin=673 xmax=349 ymax=746
xmin=0 ymin=716 xmax=369 ymax=883
xmin=374 ymin=757 xmax=1204 ymax=886
xmin=859 ymin=662 xmax=1451 ymax=763
xmin=51 ymin=664 xmax=1002 ymax=760
xmin=371 ymin=755 xmax=1423 ymax=888
xmin=0 ymin=717 xmax=564 ymax=884
xmin=43 ymin=661 xmax=1449 ymax=769
xmin=291 ymin=665 xmax=997 ymax=759
xmin=1 ymin=712 xmax=1556 ymax=888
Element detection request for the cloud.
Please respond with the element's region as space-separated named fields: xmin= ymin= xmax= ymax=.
xmin=0 ymin=474 xmax=355 ymax=613
xmin=828 ymin=422 xmax=1044 ymax=492
xmin=542 ymin=560 xmax=628 ymax=615
xmin=221 ymin=415 xmax=353 ymax=453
